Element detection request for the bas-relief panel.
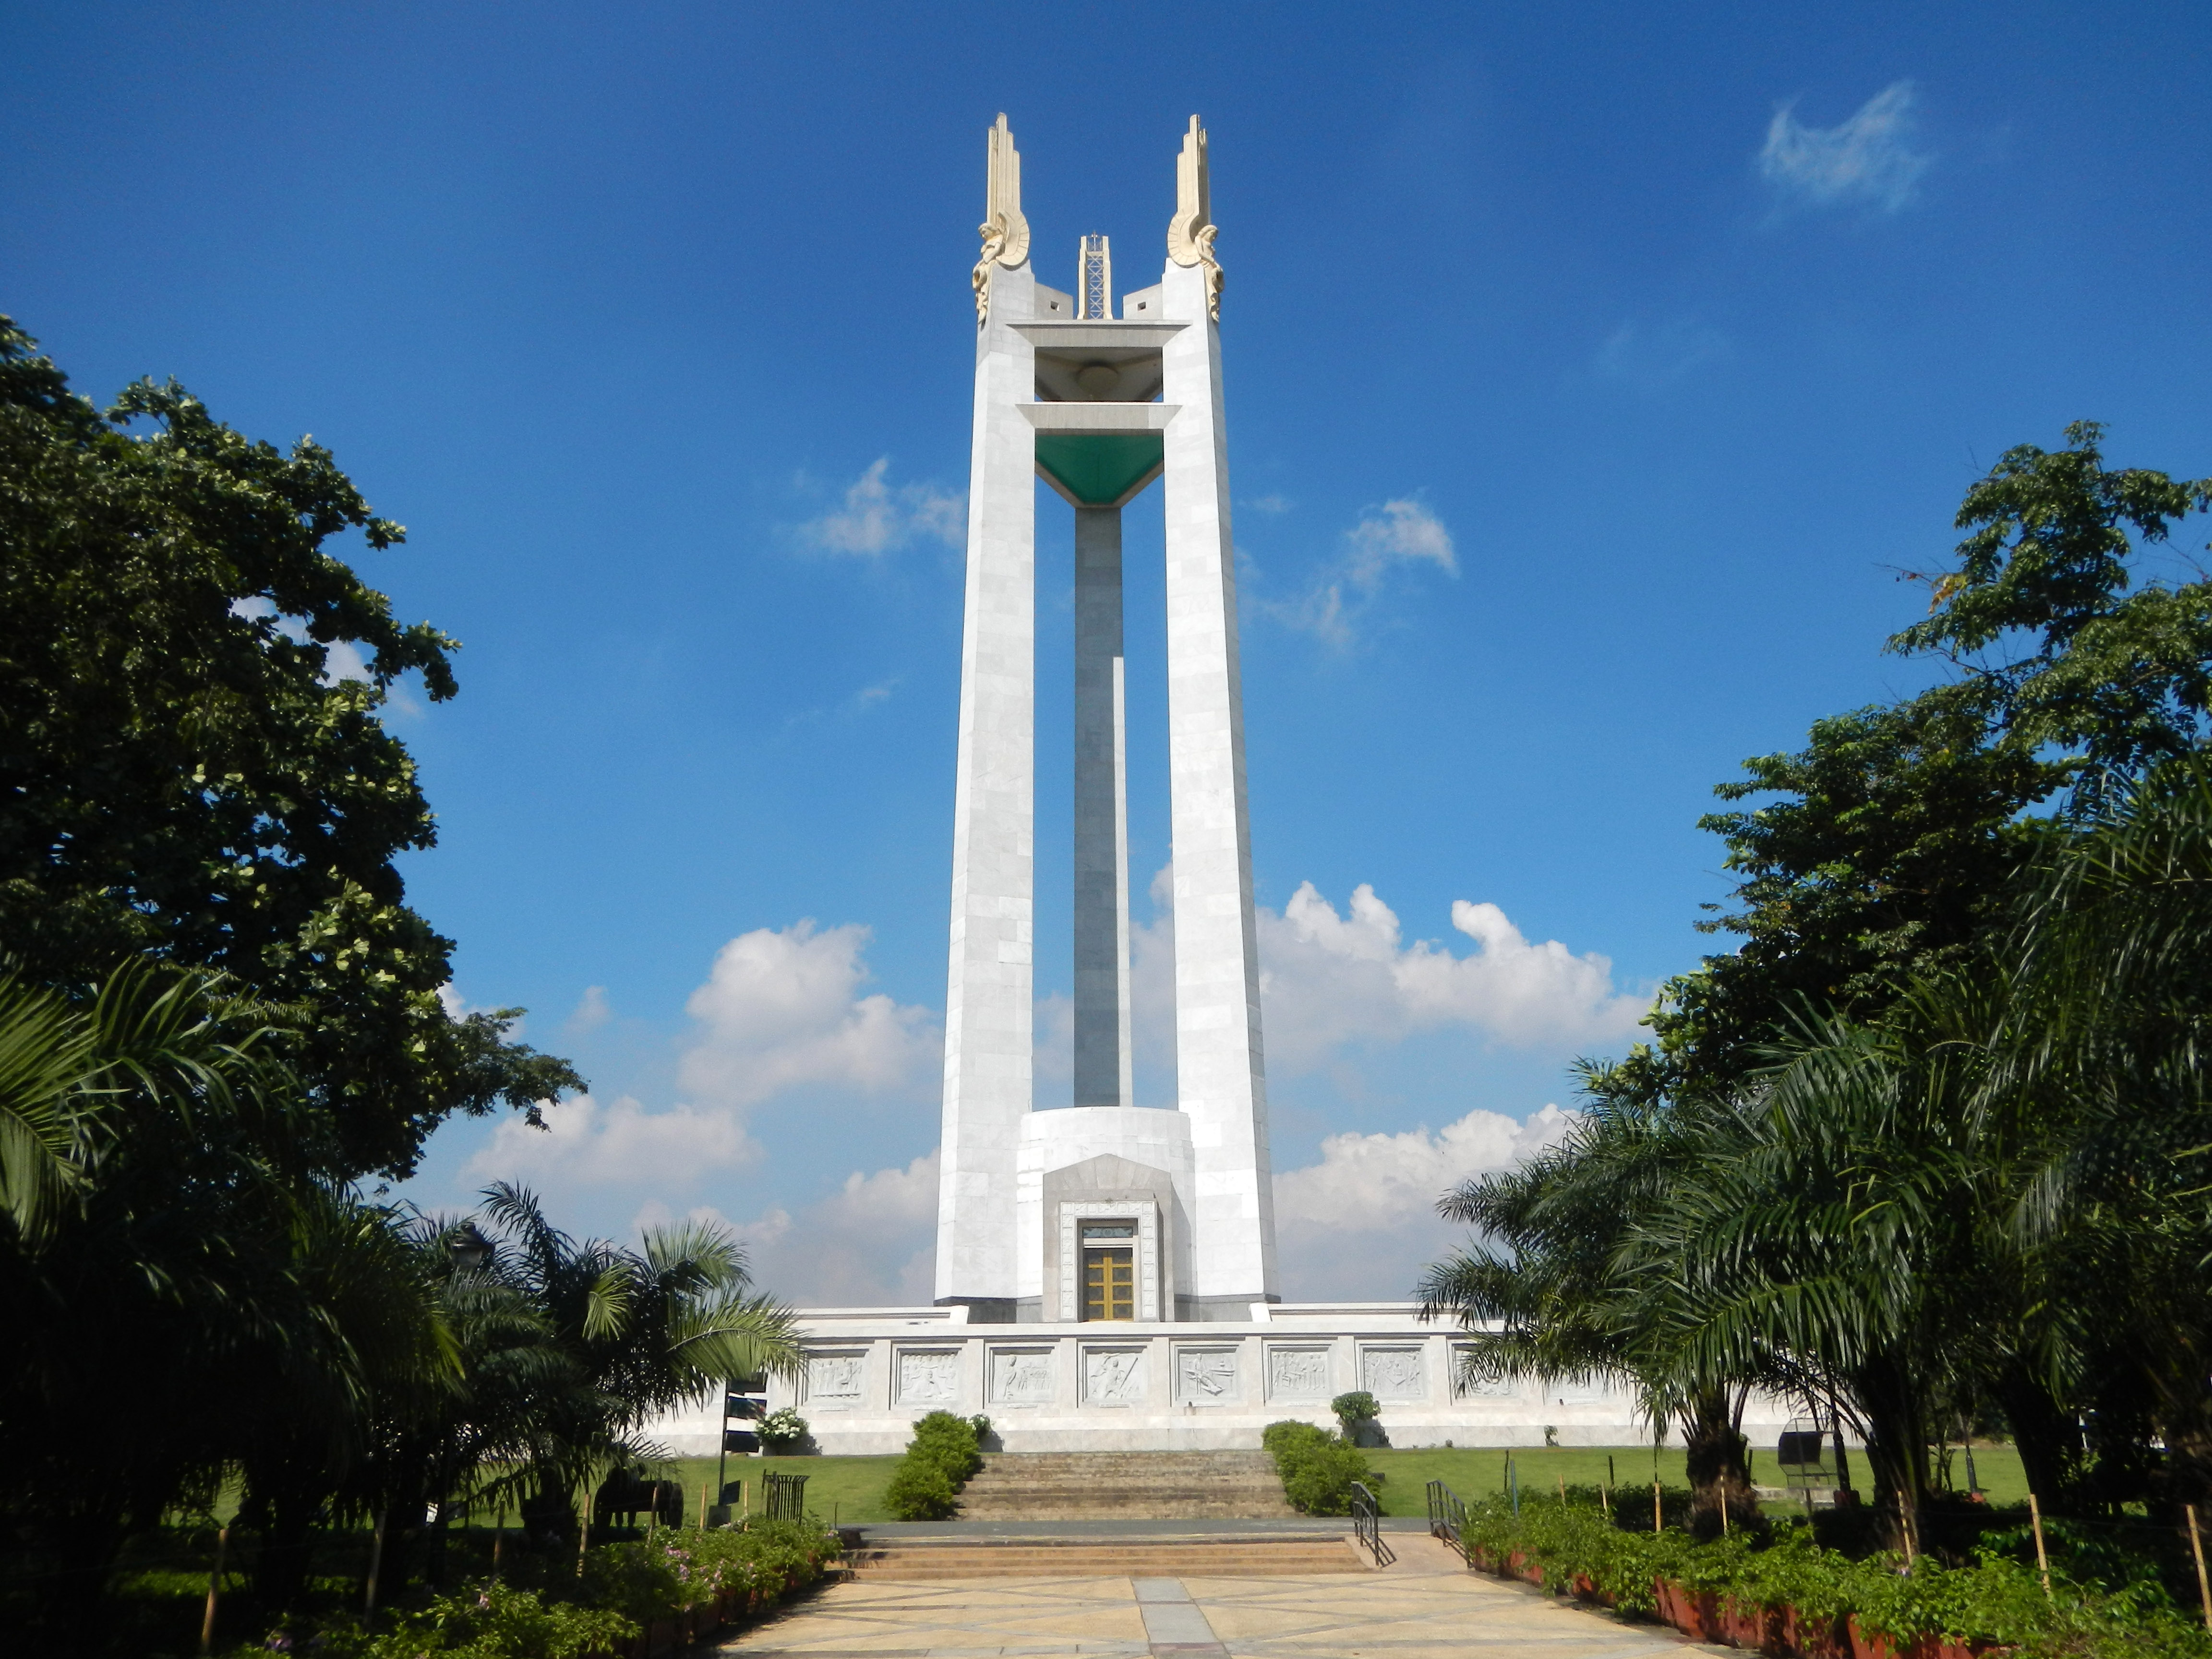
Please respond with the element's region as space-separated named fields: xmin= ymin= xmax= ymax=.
xmin=896 ymin=1349 xmax=962 ymax=1408
xmin=1265 ymin=1345 xmax=1330 ymax=1402
xmin=989 ymin=1347 xmax=1055 ymax=1407
xmin=1360 ymin=1345 xmax=1426 ymax=1402
xmin=1448 ymin=1344 xmax=1522 ymax=1400
xmin=805 ymin=1351 xmax=866 ymax=1411
xmin=1083 ymin=1346 xmax=1146 ymax=1407
xmin=1177 ymin=1346 xmax=1239 ymax=1405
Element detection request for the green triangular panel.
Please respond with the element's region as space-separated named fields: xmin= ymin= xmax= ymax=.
xmin=1035 ymin=432 xmax=1165 ymax=507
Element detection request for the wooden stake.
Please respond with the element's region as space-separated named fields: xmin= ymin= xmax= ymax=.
xmin=2189 ymin=1504 xmax=2211 ymax=1632
xmin=1558 ymin=1475 xmax=1567 ymax=1505
xmin=364 ymin=1507 xmax=388 ymax=1619
xmin=1898 ymin=1491 xmax=1913 ymax=1564
xmin=577 ymin=1508 xmax=591 ymax=1577
xmin=1653 ymin=1480 xmax=1663 ymax=1532
xmin=493 ymin=1506 xmax=505 ymax=1580
xmin=2029 ymin=1492 xmax=2052 ymax=1598
xmin=1720 ymin=1486 xmax=1730 ymax=1536
xmin=197 ymin=1525 xmax=228 ymax=1657
xmin=699 ymin=1481 xmax=709 ymax=1530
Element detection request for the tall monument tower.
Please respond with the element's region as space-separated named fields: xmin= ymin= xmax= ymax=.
xmin=935 ymin=115 xmax=1277 ymax=1324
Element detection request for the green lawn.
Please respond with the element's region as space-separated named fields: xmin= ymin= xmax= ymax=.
xmin=663 ymin=1455 xmax=904 ymax=1526
xmin=1361 ymin=1442 xmax=2032 ymax=1517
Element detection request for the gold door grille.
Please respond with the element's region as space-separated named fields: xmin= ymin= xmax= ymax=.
xmin=1082 ymin=1246 xmax=1135 ymax=1321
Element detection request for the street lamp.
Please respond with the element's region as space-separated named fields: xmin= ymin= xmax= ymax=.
xmin=447 ymin=1222 xmax=492 ymax=1274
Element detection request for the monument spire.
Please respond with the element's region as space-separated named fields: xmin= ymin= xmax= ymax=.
xmin=937 ymin=113 xmax=1274 ymax=1323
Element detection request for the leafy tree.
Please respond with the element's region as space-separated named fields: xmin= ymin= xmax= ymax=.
xmin=0 ymin=316 xmax=578 ymax=1179
xmin=1629 ymin=422 xmax=2209 ymax=1100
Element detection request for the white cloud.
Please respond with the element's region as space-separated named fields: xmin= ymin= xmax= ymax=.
xmin=566 ymin=985 xmax=612 ymax=1034
xmin=1345 ymin=499 xmax=1458 ymax=585
xmin=1126 ymin=868 xmax=1645 ymax=1085
xmin=1594 ymin=319 xmax=1732 ymax=392
xmin=1245 ymin=493 xmax=1293 ymax=515
xmin=1260 ymin=883 xmax=1649 ymax=1069
xmin=799 ymin=457 xmax=964 ymax=556
xmin=469 ymin=1091 xmax=763 ymax=1188
xmin=1273 ymin=1104 xmax=1575 ymax=1298
xmin=1260 ymin=497 xmax=1457 ymax=648
xmin=677 ymin=920 xmax=940 ymax=1109
xmin=1759 ymin=81 xmax=1929 ymax=213
xmin=457 ymin=920 xmax=935 ymax=1211
xmin=653 ymin=1150 xmax=941 ymax=1305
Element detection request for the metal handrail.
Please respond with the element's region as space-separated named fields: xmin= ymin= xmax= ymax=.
xmin=1350 ymin=1481 xmax=1396 ymax=1567
xmin=1426 ymin=1478 xmax=1471 ymax=1565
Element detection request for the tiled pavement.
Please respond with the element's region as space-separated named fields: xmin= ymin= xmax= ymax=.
xmin=715 ymin=1536 xmax=1702 ymax=1658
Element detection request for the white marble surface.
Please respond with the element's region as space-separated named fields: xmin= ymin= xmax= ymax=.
xmin=640 ymin=1303 xmax=1803 ymax=1456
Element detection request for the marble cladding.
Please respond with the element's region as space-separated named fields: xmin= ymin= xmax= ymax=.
xmin=638 ymin=1304 xmax=1802 ymax=1456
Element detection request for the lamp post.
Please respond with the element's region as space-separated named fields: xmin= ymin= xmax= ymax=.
xmin=446 ymin=1221 xmax=492 ymax=1274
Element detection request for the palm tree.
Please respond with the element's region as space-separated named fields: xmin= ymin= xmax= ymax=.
xmin=465 ymin=1182 xmax=799 ymax=1534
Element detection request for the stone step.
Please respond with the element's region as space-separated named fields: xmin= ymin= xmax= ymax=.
xmin=955 ymin=1450 xmax=1294 ymax=1519
xmin=848 ymin=1538 xmax=1367 ymax=1578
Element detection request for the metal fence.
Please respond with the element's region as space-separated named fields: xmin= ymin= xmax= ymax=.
xmin=1350 ymin=1481 xmax=1396 ymax=1567
xmin=763 ymin=1471 xmax=809 ymax=1524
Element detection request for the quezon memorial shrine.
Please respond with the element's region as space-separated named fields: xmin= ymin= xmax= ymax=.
xmin=668 ymin=116 xmax=1788 ymax=1458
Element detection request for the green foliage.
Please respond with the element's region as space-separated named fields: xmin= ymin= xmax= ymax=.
xmin=0 ymin=315 xmax=581 ymax=1181
xmin=1424 ymin=424 xmax=2212 ymax=1536
xmin=1262 ymin=1420 xmax=1377 ymax=1516
xmin=757 ymin=1407 xmax=809 ymax=1454
xmin=1330 ymin=1392 xmax=1379 ymax=1430
xmin=328 ymin=1581 xmax=636 ymax=1659
xmin=578 ymin=1520 xmax=840 ymax=1622
xmin=882 ymin=1412 xmax=987 ymax=1520
xmin=1452 ymin=1495 xmax=2212 ymax=1659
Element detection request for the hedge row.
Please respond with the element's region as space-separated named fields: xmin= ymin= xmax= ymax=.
xmin=1451 ymin=1489 xmax=2212 ymax=1659
xmin=1262 ymin=1420 xmax=1380 ymax=1516
xmin=259 ymin=1519 xmax=842 ymax=1658
xmin=883 ymin=1412 xmax=991 ymax=1521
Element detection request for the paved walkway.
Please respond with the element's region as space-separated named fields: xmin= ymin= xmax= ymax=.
xmin=716 ymin=1537 xmax=1701 ymax=1658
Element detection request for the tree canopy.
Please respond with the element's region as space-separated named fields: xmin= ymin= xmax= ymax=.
xmin=0 ymin=316 xmax=579 ymax=1178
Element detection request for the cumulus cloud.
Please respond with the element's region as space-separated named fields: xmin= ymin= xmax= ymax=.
xmin=468 ymin=1091 xmax=762 ymax=1189
xmin=1273 ymin=1104 xmax=1575 ymax=1298
xmin=1261 ymin=883 xmax=1649 ymax=1068
xmin=677 ymin=920 xmax=940 ymax=1109
xmin=1260 ymin=497 xmax=1457 ymax=648
xmin=457 ymin=919 xmax=935 ymax=1210
xmin=799 ymin=457 xmax=964 ymax=556
xmin=1125 ymin=868 xmax=1646 ymax=1083
xmin=1760 ymin=81 xmax=1929 ymax=213
xmin=566 ymin=985 xmax=612 ymax=1035
xmin=648 ymin=1150 xmax=941 ymax=1306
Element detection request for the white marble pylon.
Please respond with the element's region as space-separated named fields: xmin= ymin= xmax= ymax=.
xmin=936 ymin=114 xmax=1276 ymax=1321
xmin=1158 ymin=235 xmax=1277 ymax=1315
xmin=935 ymin=116 xmax=1038 ymax=1314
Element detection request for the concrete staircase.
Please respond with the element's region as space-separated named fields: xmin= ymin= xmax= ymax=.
xmin=847 ymin=1534 xmax=1367 ymax=1579
xmin=954 ymin=1451 xmax=1294 ymax=1520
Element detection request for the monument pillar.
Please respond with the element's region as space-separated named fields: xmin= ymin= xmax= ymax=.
xmin=1159 ymin=119 xmax=1278 ymax=1311
xmin=935 ymin=115 xmax=1037 ymax=1317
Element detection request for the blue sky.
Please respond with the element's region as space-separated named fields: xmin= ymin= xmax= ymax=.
xmin=7 ymin=2 xmax=2209 ymax=1301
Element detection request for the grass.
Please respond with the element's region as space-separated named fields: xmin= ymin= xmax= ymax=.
xmin=1361 ymin=1442 xmax=2033 ymax=1517
xmin=663 ymin=1455 xmax=904 ymax=1526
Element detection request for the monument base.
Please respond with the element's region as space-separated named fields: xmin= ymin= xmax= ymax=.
xmin=643 ymin=1301 xmax=1798 ymax=1456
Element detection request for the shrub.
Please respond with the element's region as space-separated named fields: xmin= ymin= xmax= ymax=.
xmin=883 ymin=1457 xmax=960 ymax=1521
xmin=322 ymin=1581 xmax=637 ymax=1658
xmin=758 ymin=1406 xmax=810 ymax=1454
xmin=1448 ymin=1491 xmax=2212 ymax=1659
xmin=884 ymin=1410 xmax=989 ymax=1520
xmin=1262 ymin=1418 xmax=1378 ymax=1516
